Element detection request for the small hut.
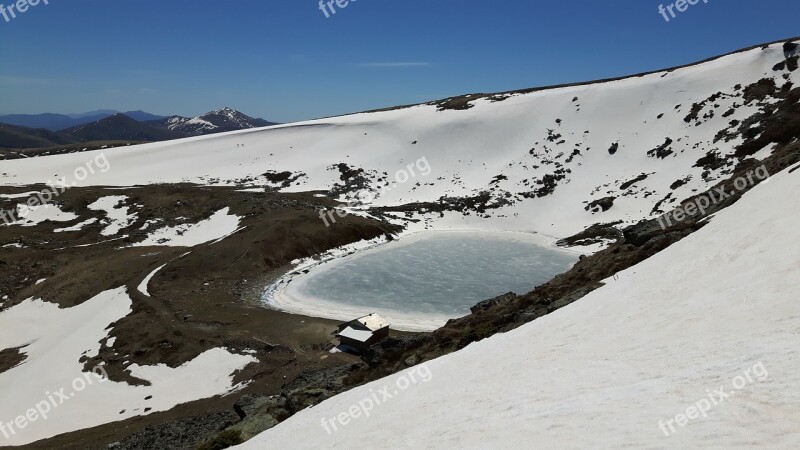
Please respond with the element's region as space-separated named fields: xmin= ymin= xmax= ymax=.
xmin=336 ymin=313 xmax=390 ymax=353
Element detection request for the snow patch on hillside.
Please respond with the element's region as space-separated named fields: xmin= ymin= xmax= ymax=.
xmin=137 ymin=263 xmax=167 ymax=297
xmin=0 ymin=288 xmax=257 ymax=446
xmin=131 ymin=207 xmax=240 ymax=247
xmin=3 ymin=204 xmax=78 ymax=227
xmin=88 ymin=195 xmax=136 ymax=236
xmin=55 ymin=217 xmax=98 ymax=233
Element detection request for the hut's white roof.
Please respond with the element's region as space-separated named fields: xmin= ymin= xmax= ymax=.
xmin=354 ymin=313 xmax=390 ymax=331
xmin=338 ymin=326 xmax=374 ymax=343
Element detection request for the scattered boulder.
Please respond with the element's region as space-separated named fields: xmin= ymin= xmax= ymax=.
xmin=647 ymin=138 xmax=674 ymax=159
xmin=556 ymin=222 xmax=623 ymax=247
xmin=620 ymin=173 xmax=650 ymax=190
xmin=585 ymin=196 xmax=615 ymax=213
xmin=106 ymin=410 xmax=240 ymax=450
xmin=404 ymin=354 xmax=420 ymax=367
xmin=470 ymin=292 xmax=518 ymax=313
xmin=784 ymin=41 xmax=799 ymax=58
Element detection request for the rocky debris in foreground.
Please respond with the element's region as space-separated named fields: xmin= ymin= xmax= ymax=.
xmin=105 ymin=365 xmax=359 ymax=450
xmin=105 ymin=411 xmax=240 ymax=450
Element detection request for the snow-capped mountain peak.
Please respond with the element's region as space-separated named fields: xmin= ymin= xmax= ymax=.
xmin=147 ymin=108 xmax=277 ymax=136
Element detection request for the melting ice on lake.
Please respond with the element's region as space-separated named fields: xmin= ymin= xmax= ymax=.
xmin=265 ymin=231 xmax=579 ymax=331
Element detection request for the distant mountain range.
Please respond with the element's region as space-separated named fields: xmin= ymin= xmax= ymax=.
xmin=62 ymin=114 xmax=181 ymax=142
xmin=0 ymin=108 xmax=278 ymax=152
xmin=0 ymin=122 xmax=80 ymax=149
xmin=0 ymin=110 xmax=168 ymax=131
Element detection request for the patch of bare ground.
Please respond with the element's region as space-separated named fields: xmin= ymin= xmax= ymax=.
xmin=0 ymin=346 xmax=27 ymax=374
xmin=0 ymin=185 xmax=403 ymax=449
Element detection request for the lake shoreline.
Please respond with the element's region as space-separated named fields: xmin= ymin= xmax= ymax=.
xmin=261 ymin=230 xmax=579 ymax=331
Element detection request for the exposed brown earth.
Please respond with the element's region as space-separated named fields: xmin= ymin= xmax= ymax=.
xmin=0 ymin=347 xmax=26 ymax=375
xmin=0 ymin=185 xmax=402 ymax=449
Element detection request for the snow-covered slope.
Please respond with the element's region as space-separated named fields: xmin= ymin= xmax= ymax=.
xmin=0 ymin=289 xmax=256 ymax=446
xmin=237 ymin=148 xmax=800 ymax=448
xmin=2 ymin=41 xmax=797 ymax=239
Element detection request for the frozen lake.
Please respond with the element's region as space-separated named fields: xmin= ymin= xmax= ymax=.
xmin=265 ymin=232 xmax=578 ymax=331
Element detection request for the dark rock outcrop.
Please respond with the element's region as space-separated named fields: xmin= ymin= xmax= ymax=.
xmin=471 ymin=292 xmax=518 ymax=313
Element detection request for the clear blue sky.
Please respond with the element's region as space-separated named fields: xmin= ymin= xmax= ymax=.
xmin=0 ymin=0 xmax=798 ymax=122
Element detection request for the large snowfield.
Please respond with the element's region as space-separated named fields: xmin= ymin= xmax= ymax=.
xmin=237 ymin=144 xmax=800 ymax=449
xmin=2 ymin=42 xmax=796 ymax=239
xmin=1 ymin=38 xmax=798 ymax=447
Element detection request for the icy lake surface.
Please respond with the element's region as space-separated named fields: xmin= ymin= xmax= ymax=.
xmin=268 ymin=232 xmax=578 ymax=330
